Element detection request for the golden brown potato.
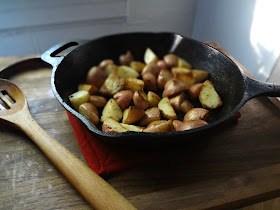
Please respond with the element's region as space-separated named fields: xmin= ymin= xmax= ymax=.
xmin=99 ymin=59 xmax=114 ymax=69
xmin=144 ymin=48 xmax=159 ymax=64
xmin=130 ymin=61 xmax=146 ymax=73
xmin=86 ymin=66 xmax=107 ymax=88
xmin=89 ymin=95 xmax=107 ymax=108
xmin=102 ymin=117 xmax=128 ymax=133
xmin=173 ymin=72 xmax=195 ymax=88
xmin=158 ymin=97 xmax=177 ymax=120
xmin=122 ymin=106 xmax=145 ymax=124
xmin=180 ymin=100 xmax=193 ymax=113
xmin=124 ymin=78 xmax=144 ymax=92
xmin=178 ymin=120 xmax=208 ymax=131
xmin=199 ymin=80 xmax=222 ymax=109
xmin=142 ymin=72 xmax=158 ymax=92
xmin=170 ymin=93 xmax=185 ymax=111
xmin=164 ymin=54 xmax=178 ymax=68
xmin=178 ymin=57 xmax=192 ymax=69
xmin=100 ymin=98 xmax=123 ymax=122
xmin=103 ymin=63 xmax=118 ymax=76
xmin=139 ymin=107 xmax=161 ymax=126
xmin=99 ymin=73 xmax=124 ymax=96
xmin=147 ymin=91 xmax=161 ymax=107
xmin=157 ymin=60 xmax=168 ymax=70
xmin=116 ymin=65 xmax=139 ymax=79
xmin=79 ymin=103 xmax=99 ymax=126
xmin=141 ymin=62 xmax=160 ymax=77
xmin=78 ymin=84 xmax=98 ymax=95
xmin=69 ymin=90 xmax=90 ymax=111
xmin=133 ymin=90 xmax=149 ymax=110
xmin=192 ymin=69 xmax=209 ymax=83
xmin=120 ymin=123 xmax=144 ymax=132
xmin=184 ymin=108 xmax=210 ymax=121
xmin=173 ymin=120 xmax=184 ymax=131
xmin=113 ymin=90 xmax=133 ymax=110
xmin=119 ymin=50 xmax=134 ymax=65
xmin=162 ymin=79 xmax=188 ymax=98
xmin=143 ymin=120 xmax=175 ymax=133
xmin=157 ymin=69 xmax=173 ymax=89
xmin=189 ymin=83 xmax=203 ymax=99
xmin=171 ymin=67 xmax=192 ymax=75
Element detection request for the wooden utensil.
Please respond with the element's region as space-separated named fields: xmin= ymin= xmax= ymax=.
xmin=0 ymin=78 xmax=136 ymax=210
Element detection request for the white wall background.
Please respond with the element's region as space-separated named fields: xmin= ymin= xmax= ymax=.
xmin=1 ymin=0 xmax=279 ymax=81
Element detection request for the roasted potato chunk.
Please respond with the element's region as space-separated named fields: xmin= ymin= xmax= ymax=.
xmin=69 ymin=90 xmax=90 ymax=111
xmin=133 ymin=90 xmax=149 ymax=110
xmin=99 ymin=74 xmax=124 ymax=96
xmin=144 ymin=48 xmax=158 ymax=64
xmin=147 ymin=91 xmax=161 ymax=107
xmin=180 ymin=100 xmax=193 ymax=113
xmin=79 ymin=103 xmax=99 ymax=126
xmin=116 ymin=65 xmax=139 ymax=79
xmin=192 ymin=69 xmax=209 ymax=83
xmin=130 ymin=61 xmax=146 ymax=73
xmin=78 ymin=84 xmax=98 ymax=95
xmin=199 ymin=80 xmax=222 ymax=109
xmin=113 ymin=90 xmax=133 ymax=110
xmin=184 ymin=108 xmax=210 ymax=121
xmin=164 ymin=54 xmax=178 ymax=68
xmin=102 ymin=117 xmax=128 ymax=133
xmin=143 ymin=120 xmax=175 ymax=133
xmin=124 ymin=78 xmax=144 ymax=92
xmin=122 ymin=106 xmax=145 ymax=124
xmin=157 ymin=69 xmax=173 ymax=89
xmin=162 ymin=79 xmax=188 ymax=98
xmin=170 ymin=93 xmax=185 ymax=111
xmin=139 ymin=107 xmax=161 ymax=126
xmin=119 ymin=50 xmax=134 ymax=65
xmin=120 ymin=123 xmax=144 ymax=132
xmin=100 ymin=98 xmax=122 ymax=122
xmin=86 ymin=66 xmax=106 ymax=88
xmin=158 ymin=97 xmax=177 ymax=120
xmin=89 ymin=95 xmax=107 ymax=108
xmin=178 ymin=120 xmax=208 ymax=131
xmin=189 ymin=83 xmax=203 ymax=99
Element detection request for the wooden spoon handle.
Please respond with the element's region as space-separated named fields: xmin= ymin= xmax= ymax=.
xmin=17 ymin=110 xmax=136 ymax=210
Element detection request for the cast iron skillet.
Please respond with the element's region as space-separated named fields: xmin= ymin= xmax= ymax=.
xmin=41 ymin=32 xmax=280 ymax=144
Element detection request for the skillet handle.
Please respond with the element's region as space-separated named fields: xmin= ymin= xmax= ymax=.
xmin=245 ymin=76 xmax=280 ymax=100
xmin=41 ymin=40 xmax=88 ymax=67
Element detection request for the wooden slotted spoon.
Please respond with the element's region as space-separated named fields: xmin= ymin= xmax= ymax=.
xmin=0 ymin=78 xmax=136 ymax=210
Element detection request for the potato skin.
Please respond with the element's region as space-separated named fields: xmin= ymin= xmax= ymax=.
xmin=99 ymin=59 xmax=114 ymax=69
xmin=113 ymin=90 xmax=133 ymax=110
xmin=100 ymin=98 xmax=123 ymax=122
xmin=157 ymin=60 xmax=168 ymax=70
xmin=162 ymin=79 xmax=188 ymax=98
xmin=173 ymin=120 xmax=184 ymax=131
xmin=89 ymin=95 xmax=107 ymax=108
xmin=86 ymin=66 xmax=106 ymax=88
xmin=147 ymin=91 xmax=161 ymax=107
xmin=157 ymin=69 xmax=173 ymax=89
xmin=142 ymin=72 xmax=158 ymax=92
xmin=122 ymin=106 xmax=145 ymax=124
xmin=79 ymin=103 xmax=99 ymax=126
xmin=189 ymin=83 xmax=203 ymax=99
xmin=178 ymin=120 xmax=208 ymax=131
xmin=119 ymin=50 xmax=134 ymax=65
xmin=141 ymin=62 xmax=160 ymax=77
xmin=199 ymin=80 xmax=222 ymax=109
xmin=164 ymin=54 xmax=178 ymax=68
xmin=158 ymin=97 xmax=177 ymax=120
xmin=184 ymin=108 xmax=210 ymax=121
xmin=133 ymin=91 xmax=149 ymax=110
xmin=102 ymin=117 xmax=128 ymax=133
xmin=143 ymin=120 xmax=175 ymax=133
xmin=170 ymin=93 xmax=185 ymax=111
xmin=180 ymin=100 xmax=193 ymax=113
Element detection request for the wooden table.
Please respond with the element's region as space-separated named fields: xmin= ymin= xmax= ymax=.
xmin=1 ymin=44 xmax=280 ymax=209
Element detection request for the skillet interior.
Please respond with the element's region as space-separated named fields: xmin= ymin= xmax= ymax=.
xmin=52 ymin=32 xmax=245 ymax=144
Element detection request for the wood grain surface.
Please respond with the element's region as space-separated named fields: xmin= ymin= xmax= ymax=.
xmin=0 ymin=45 xmax=280 ymax=209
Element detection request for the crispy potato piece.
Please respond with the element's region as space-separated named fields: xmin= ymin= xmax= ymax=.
xmin=86 ymin=66 xmax=107 ymax=88
xmin=120 ymin=123 xmax=144 ymax=132
xmin=173 ymin=120 xmax=184 ymax=131
xmin=143 ymin=120 xmax=175 ymax=133
xmin=78 ymin=84 xmax=98 ymax=95
xmin=170 ymin=93 xmax=185 ymax=111
xmin=199 ymin=80 xmax=222 ymax=109
xmin=180 ymin=100 xmax=193 ymax=113
xmin=99 ymin=59 xmax=114 ymax=69
xmin=133 ymin=90 xmax=149 ymax=110
xmin=164 ymin=54 xmax=178 ymax=68
xmin=102 ymin=117 xmax=128 ymax=133
xmin=103 ymin=63 xmax=118 ymax=76
xmin=79 ymin=103 xmax=99 ymax=126
xmin=162 ymin=79 xmax=188 ymax=98
xmin=69 ymin=90 xmax=90 ymax=111
xmin=142 ymin=72 xmax=158 ymax=92
xmin=184 ymin=108 xmax=210 ymax=121
xmin=192 ymin=69 xmax=209 ymax=83
xmin=157 ymin=69 xmax=173 ymax=89
xmin=100 ymin=98 xmax=122 ymax=122
xmin=130 ymin=61 xmax=146 ymax=73
xmin=124 ymin=78 xmax=144 ymax=92
xmin=171 ymin=67 xmax=192 ymax=75
xmin=158 ymin=97 xmax=177 ymax=120
xmin=113 ymin=90 xmax=133 ymax=110
xmin=144 ymin=48 xmax=159 ymax=64
xmin=89 ymin=95 xmax=107 ymax=108
xmin=99 ymin=74 xmax=124 ymax=96
xmin=122 ymin=106 xmax=145 ymax=124
xmin=119 ymin=50 xmax=134 ymax=65
xmin=139 ymin=107 xmax=161 ymax=126
xmin=173 ymin=72 xmax=196 ymax=88
xmin=189 ymin=83 xmax=203 ymax=99
xmin=178 ymin=57 xmax=192 ymax=69
xmin=178 ymin=120 xmax=208 ymax=131
xmin=116 ymin=65 xmax=139 ymax=79
xmin=141 ymin=62 xmax=160 ymax=77
xmin=147 ymin=91 xmax=161 ymax=107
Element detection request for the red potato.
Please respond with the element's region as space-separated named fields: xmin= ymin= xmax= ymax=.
xmin=158 ymin=97 xmax=177 ymax=120
xmin=180 ymin=100 xmax=193 ymax=113
xmin=143 ymin=120 xmax=175 ymax=133
xmin=86 ymin=66 xmax=107 ymax=88
xmin=189 ymin=83 xmax=203 ymax=99
xmin=157 ymin=69 xmax=173 ymax=89
xmin=102 ymin=117 xmax=128 ymax=133
xmin=147 ymin=91 xmax=161 ymax=107
xmin=173 ymin=120 xmax=184 ymax=131
xmin=78 ymin=84 xmax=98 ymax=95
xmin=178 ymin=120 xmax=208 ymax=131
xmin=89 ymin=95 xmax=107 ymax=108
xmin=113 ymin=90 xmax=133 ymax=110
xmin=79 ymin=103 xmax=99 ymax=126
xmin=157 ymin=60 xmax=168 ymax=70
xmin=162 ymin=79 xmax=188 ymax=98
xmin=119 ymin=50 xmax=134 ymax=65
xmin=99 ymin=59 xmax=114 ymax=69
xmin=141 ymin=62 xmax=160 ymax=77
xmin=164 ymin=54 xmax=178 ymax=68
xmin=139 ymin=107 xmax=161 ymax=126
xmin=142 ymin=72 xmax=158 ymax=92
xmin=133 ymin=90 xmax=149 ymax=110
xmin=170 ymin=93 xmax=185 ymax=111
xmin=184 ymin=108 xmax=210 ymax=121
xmin=122 ymin=106 xmax=145 ymax=124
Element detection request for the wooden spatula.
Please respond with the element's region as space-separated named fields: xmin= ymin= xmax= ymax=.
xmin=0 ymin=78 xmax=136 ymax=210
